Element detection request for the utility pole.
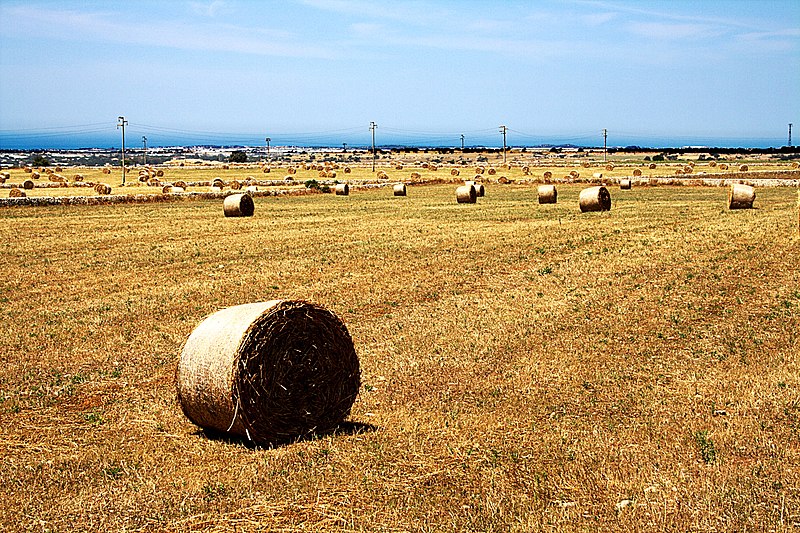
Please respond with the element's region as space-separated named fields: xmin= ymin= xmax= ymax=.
xmin=499 ymin=125 xmax=508 ymax=164
xmin=603 ymin=128 xmax=608 ymax=162
xmin=789 ymin=123 xmax=793 ymax=146
xmin=117 ymin=116 xmax=128 ymax=185
xmin=342 ymin=142 xmax=347 ymax=152
xmin=370 ymin=121 xmax=377 ymax=172
xmin=460 ymin=134 xmax=465 ymax=150
xmin=142 ymin=136 xmax=147 ymax=166
xmin=265 ymin=137 xmax=271 ymax=156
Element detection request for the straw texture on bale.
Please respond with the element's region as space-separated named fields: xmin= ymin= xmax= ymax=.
xmin=728 ymin=184 xmax=755 ymax=210
xmin=230 ymin=180 xmax=242 ymax=190
xmin=738 ymin=164 xmax=749 ymax=172
xmin=9 ymin=188 xmax=26 ymax=198
xmin=393 ymin=183 xmax=407 ymax=196
xmin=579 ymin=185 xmax=612 ymax=212
xmin=456 ymin=184 xmax=477 ymax=204
xmin=176 ymin=300 xmax=360 ymax=445
xmin=335 ymin=183 xmax=349 ymax=196
xmin=451 ymin=168 xmax=460 ymax=176
xmin=223 ymin=193 xmax=255 ymax=217
xmin=376 ymin=170 xmax=389 ymax=180
xmin=23 ymin=179 xmax=34 ymax=190
xmin=543 ymin=171 xmax=552 ymax=179
xmin=487 ymin=168 xmax=497 ymax=175
xmin=410 ymin=172 xmax=421 ymax=180
xmin=537 ymin=184 xmax=557 ymax=204
xmin=620 ymin=179 xmax=632 ymax=190
xmin=633 ymin=168 xmax=642 ymax=176
xmin=605 ymin=164 xmax=614 ymax=171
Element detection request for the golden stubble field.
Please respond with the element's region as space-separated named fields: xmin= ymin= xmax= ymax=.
xmin=1 ymin=181 xmax=798 ymax=532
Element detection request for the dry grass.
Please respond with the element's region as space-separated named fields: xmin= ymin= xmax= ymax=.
xmin=1 ymin=176 xmax=799 ymax=532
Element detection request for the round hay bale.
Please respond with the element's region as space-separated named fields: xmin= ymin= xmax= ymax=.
xmin=649 ymin=163 xmax=657 ymax=170
xmin=620 ymin=178 xmax=632 ymax=190
xmin=328 ymin=171 xmax=337 ymax=179
xmin=450 ymin=168 xmax=460 ymax=176
xmin=212 ymin=178 xmax=225 ymax=189
xmin=23 ymin=179 xmax=34 ymax=190
xmin=174 ymin=180 xmax=187 ymax=189
xmin=156 ymin=169 xmax=165 ymax=177
xmin=709 ymin=161 xmax=718 ymax=167
xmin=791 ymin=161 xmax=799 ymax=169
xmin=605 ymin=164 xmax=614 ymax=171
xmin=487 ymin=168 xmax=497 ymax=175
xmin=376 ymin=170 xmax=389 ymax=180
xmin=728 ymin=183 xmax=755 ymax=209
xmin=543 ymin=171 xmax=552 ymax=180
xmin=475 ymin=166 xmax=485 ymax=174
xmin=0 ymin=176 xmax=5 ymax=184
xmin=230 ymin=180 xmax=242 ymax=190
xmin=569 ymin=170 xmax=580 ymax=178
xmin=581 ymin=162 xmax=590 ymax=168
xmin=497 ymin=176 xmax=509 ymax=184
xmin=344 ymin=167 xmax=351 ymax=174
xmin=24 ymin=167 xmax=32 ymax=173
xmin=720 ymin=163 xmax=729 ymax=170
xmin=319 ymin=170 xmax=329 ymax=178
xmin=592 ymin=172 xmax=603 ymax=180
xmin=283 ymin=175 xmax=294 ymax=182
xmin=335 ymin=183 xmax=349 ymax=196
xmin=223 ymin=193 xmax=255 ymax=217
xmin=55 ymin=166 xmax=62 ymax=173
xmin=522 ymin=165 xmax=530 ymax=175
xmin=579 ymin=185 xmax=612 ymax=212
xmin=410 ymin=171 xmax=421 ymax=180
xmin=538 ymin=184 xmax=557 ymax=204
xmin=632 ymin=168 xmax=642 ymax=177
xmin=456 ymin=184 xmax=476 ymax=204
xmin=395 ymin=164 xmax=403 ymax=170
xmin=738 ymin=164 xmax=749 ymax=172
xmin=9 ymin=187 xmax=26 ymax=198
xmin=74 ymin=173 xmax=84 ymax=182
xmin=429 ymin=164 xmax=438 ymax=171
xmin=31 ymin=172 xmax=40 ymax=180
xmin=163 ymin=185 xmax=185 ymax=194
xmin=683 ymin=165 xmax=693 ymax=174
xmin=102 ymin=168 xmax=111 ymax=175
xmin=393 ymin=183 xmax=407 ymax=196
xmin=421 ymin=162 xmax=429 ymax=169
xmin=286 ymin=167 xmax=296 ymax=174
xmin=176 ymin=300 xmax=360 ymax=445
xmin=474 ymin=183 xmax=485 ymax=197
xmin=95 ymin=183 xmax=112 ymax=195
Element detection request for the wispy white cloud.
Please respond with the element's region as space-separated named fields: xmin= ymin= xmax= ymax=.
xmin=188 ymin=0 xmax=230 ymax=18
xmin=627 ymin=21 xmax=722 ymax=40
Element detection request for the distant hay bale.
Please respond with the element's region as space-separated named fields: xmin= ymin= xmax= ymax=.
xmin=222 ymin=164 xmax=230 ymax=170
xmin=31 ymin=172 xmax=40 ymax=180
xmin=474 ymin=183 xmax=485 ymax=197
xmin=709 ymin=161 xmax=718 ymax=167
xmin=283 ymin=175 xmax=294 ymax=182
xmin=537 ymin=184 xmax=557 ymax=204
xmin=230 ymin=180 xmax=242 ymax=190
xmin=344 ymin=167 xmax=351 ymax=174
xmin=728 ymin=184 xmax=755 ymax=209
xmin=522 ymin=166 xmax=530 ymax=175
xmin=738 ymin=164 xmax=749 ymax=172
xmin=102 ymin=168 xmax=111 ymax=175
xmin=156 ymin=169 xmax=165 ymax=177
xmin=581 ymin=162 xmax=590 ymax=168
xmin=579 ymin=185 xmax=612 ymax=212
xmin=287 ymin=167 xmax=296 ymax=174
xmin=497 ymin=176 xmax=509 ymax=184
xmin=456 ymin=184 xmax=477 ymax=204
xmin=569 ymin=170 xmax=580 ymax=178
xmin=148 ymin=178 xmax=161 ymax=187
xmin=319 ymin=170 xmax=328 ymax=178
xmin=620 ymin=179 xmax=632 ymax=190
xmin=475 ymin=166 xmax=485 ymax=174
xmin=791 ymin=161 xmax=799 ymax=169
xmin=174 ymin=180 xmax=187 ymax=189
xmin=487 ymin=168 xmax=497 ymax=175
xmin=55 ymin=166 xmax=62 ymax=173
xmin=632 ymin=168 xmax=642 ymax=177
xmin=0 ymin=175 xmax=5 ymax=184
xmin=176 ymin=300 xmax=360 ymax=445
xmin=24 ymin=167 xmax=32 ymax=173
xmin=376 ymin=170 xmax=389 ymax=180
xmin=9 ymin=188 xmax=26 ymax=198
xmin=429 ymin=164 xmax=438 ymax=171
xmin=223 ymin=193 xmax=255 ymax=217
xmin=683 ymin=165 xmax=693 ymax=174
xmin=328 ymin=171 xmax=337 ymax=179
xmin=393 ymin=183 xmax=407 ymax=196
xmin=543 ymin=171 xmax=552 ymax=180
xmin=263 ymin=167 xmax=271 ymax=174
xmin=95 ymin=183 xmax=112 ymax=195
xmin=592 ymin=172 xmax=603 ymax=179
xmin=605 ymin=164 xmax=614 ymax=171
xmin=450 ymin=168 xmax=460 ymax=176
xmin=649 ymin=163 xmax=657 ymax=170
xmin=421 ymin=162 xmax=429 ymax=169
xmin=720 ymin=163 xmax=729 ymax=170
xmin=676 ymin=169 xmax=684 ymax=175
xmin=212 ymin=178 xmax=225 ymax=189
xmin=74 ymin=174 xmax=84 ymax=182
xmin=335 ymin=183 xmax=349 ymax=196
xmin=410 ymin=171 xmax=421 ymax=180
xmin=395 ymin=164 xmax=403 ymax=170
xmin=23 ymin=179 xmax=34 ymax=190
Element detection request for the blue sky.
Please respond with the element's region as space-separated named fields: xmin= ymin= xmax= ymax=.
xmin=0 ymin=0 xmax=798 ymax=148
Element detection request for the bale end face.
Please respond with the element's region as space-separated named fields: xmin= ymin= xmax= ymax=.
xmin=223 ymin=193 xmax=255 ymax=217
xmin=335 ymin=183 xmax=349 ymax=196
xmin=537 ymin=184 xmax=557 ymax=204
xmin=456 ymin=184 xmax=477 ymax=203
xmin=176 ymin=300 xmax=361 ymax=445
xmin=728 ymin=184 xmax=755 ymax=209
xmin=393 ymin=183 xmax=407 ymax=196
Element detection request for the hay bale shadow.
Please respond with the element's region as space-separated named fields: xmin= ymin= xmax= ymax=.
xmin=196 ymin=420 xmax=380 ymax=449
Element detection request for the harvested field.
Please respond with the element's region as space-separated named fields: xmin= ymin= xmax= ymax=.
xmin=1 ymin=181 xmax=799 ymax=532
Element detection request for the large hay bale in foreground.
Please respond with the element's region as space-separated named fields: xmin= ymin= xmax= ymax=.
xmin=538 ymin=184 xmax=557 ymax=204
xmin=728 ymin=184 xmax=755 ymax=209
xmin=620 ymin=179 xmax=632 ymax=190
xmin=393 ymin=183 xmax=407 ymax=196
xmin=456 ymin=184 xmax=476 ymax=204
xmin=223 ymin=193 xmax=255 ymax=217
xmin=335 ymin=183 xmax=349 ymax=196
xmin=177 ymin=300 xmax=360 ymax=445
xmin=579 ymin=185 xmax=611 ymax=212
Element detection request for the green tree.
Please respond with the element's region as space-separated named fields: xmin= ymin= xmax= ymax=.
xmin=229 ymin=150 xmax=247 ymax=163
xmin=31 ymin=154 xmax=50 ymax=167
